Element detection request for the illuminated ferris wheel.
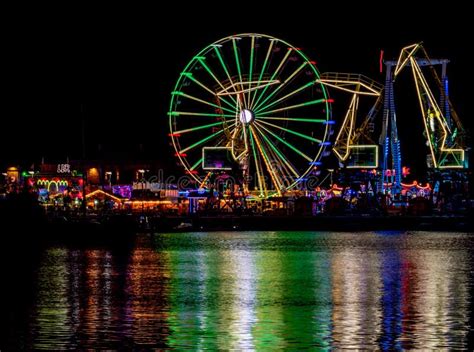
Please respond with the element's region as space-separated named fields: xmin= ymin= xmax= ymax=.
xmin=168 ymin=33 xmax=333 ymax=197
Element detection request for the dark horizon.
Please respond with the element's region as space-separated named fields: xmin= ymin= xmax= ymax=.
xmin=3 ymin=14 xmax=471 ymax=180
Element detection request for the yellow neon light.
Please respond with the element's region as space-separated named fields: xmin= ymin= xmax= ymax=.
xmin=85 ymin=189 xmax=123 ymax=202
xmin=411 ymin=58 xmax=465 ymax=168
xmin=333 ymin=93 xmax=358 ymax=162
xmin=36 ymin=179 xmax=69 ymax=192
xmin=249 ymin=125 xmax=266 ymax=197
xmin=251 ymin=125 xmax=282 ymax=195
xmin=394 ymin=43 xmax=421 ymax=77
xmin=216 ymin=80 xmax=280 ymax=96
xmin=392 ymin=43 xmax=465 ymax=169
xmin=317 ymin=73 xmax=383 ymax=96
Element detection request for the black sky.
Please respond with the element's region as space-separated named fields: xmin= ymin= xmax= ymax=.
xmin=2 ymin=8 xmax=471 ymax=175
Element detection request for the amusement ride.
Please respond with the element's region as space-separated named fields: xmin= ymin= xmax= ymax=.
xmin=168 ymin=34 xmax=469 ymax=210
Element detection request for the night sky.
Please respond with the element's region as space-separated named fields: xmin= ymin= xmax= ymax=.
xmin=3 ymin=8 xmax=471 ymax=178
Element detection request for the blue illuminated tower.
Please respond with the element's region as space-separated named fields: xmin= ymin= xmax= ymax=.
xmin=379 ymin=61 xmax=402 ymax=194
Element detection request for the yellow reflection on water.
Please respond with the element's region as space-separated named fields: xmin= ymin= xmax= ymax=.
xmin=400 ymin=250 xmax=470 ymax=349
xmin=33 ymin=247 xmax=71 ymax=350
xmin=331 ymin=249 xmax=383 ymax=349
xmin=125 ymin=237 xmax=171 ymax=347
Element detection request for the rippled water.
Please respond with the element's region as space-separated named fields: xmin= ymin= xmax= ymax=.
xmin=3 ymin=231 xmax=474 ymax=349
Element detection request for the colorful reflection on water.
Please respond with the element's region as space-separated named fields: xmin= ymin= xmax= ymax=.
xmin=11 ymin=231 xmax=474 ymax=349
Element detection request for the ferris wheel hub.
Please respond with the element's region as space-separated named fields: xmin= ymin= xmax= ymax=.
xmin=239 ymin=109 xmax=255 ymax=124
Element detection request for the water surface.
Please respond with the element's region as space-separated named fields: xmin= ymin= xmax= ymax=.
xmin=3 ymin=231 xmax=474 ymax=349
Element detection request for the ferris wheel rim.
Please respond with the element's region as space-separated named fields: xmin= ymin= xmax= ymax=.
xmin=168 ymin=33 xmax=332 ymax=195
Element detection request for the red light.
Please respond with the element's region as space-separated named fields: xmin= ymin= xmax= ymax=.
xmin=326 ymin=99 xmax=334 ymax=103
xmin=186 ymin=170 xmax=198 ymax=174
xmin=380 ymin=50 xmax=384 ymax=73
xmin=309 ymin=61 xmax=317 ymax=65
xmin=168 ymin=133 xmax=181 ymax=137
xmin=175 ymin=153 xmax=187 ymax=157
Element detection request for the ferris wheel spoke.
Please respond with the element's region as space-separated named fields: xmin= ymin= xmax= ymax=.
xmin=258 ymin=116 xmax=328 ymax=123
xmin=255 ymin=119 xmax=322 ymax=143
xmin=253 ymin=125 xmax=300 ymax=178
xmin=250 ymin=126 xmax=284 ymax=193
xmin=173 ymin=121 xmax=226 ymax=134
xmin=259 ymin=140 xmax=292 ymax=189
xmin=180 ymin=122 xmax=236 ymax=154
xmin=253 ymin=122 xmax=313 ymax=162
xmin=169 ymin=111 xmax=235 ymax=119
xmin=173 ymin=91 xmax=236 ymax=114
xmin=232 ymin=37 xmax=248 ymax=109
xmin=254 ymin=81 xmax=315 ymax=115
xmin=189 ymin=157 xmax=203 ymax=171
xmin=254 ymin=124 xmax=300 ymax=189
xmin=252 ymin=46 xmax=293 ymax=110
xmin=250 ymin=39 xmax=275 ymax=108
xmin=258 ymin=135 xmax=289 ymax=189
xmin=249 ymin=127 xmax=267 ymax=197
xmin=247 ymin=36 xmax=256 ymax=106
xmin=213 ymin=45 xmax=241 ymax=99
xmin=256 ymin=98 xmax=326 ymax=116
xmin=196 ymin=57 xmax=239 ymax=106
xmin=253 ymin=61 xmax=308 ymax=112
xmin=185 ymin=73 xmax=237 ymax=111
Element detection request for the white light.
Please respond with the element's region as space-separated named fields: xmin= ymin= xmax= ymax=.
xmin=239 ymin=109 xmax=254 ymax=124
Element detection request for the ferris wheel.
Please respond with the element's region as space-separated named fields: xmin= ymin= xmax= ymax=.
xmin=168 ymin=33 xmax=333 ymax=197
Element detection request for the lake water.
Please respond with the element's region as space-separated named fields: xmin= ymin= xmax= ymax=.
xmin=3 ymin=231 xmax=474 ymax=349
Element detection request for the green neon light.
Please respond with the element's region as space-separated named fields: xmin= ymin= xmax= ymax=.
xmin=257 ymin=130 xmax=299 ymax=177
xmin=180 ymin=128 xmax=228 ymax=154
xmin=179 ymin=92 xmax=236 ymax=114
xmin=186 ymin=74 xmax=236 ymax=112
xmin=214 ymin=46 xmax=234 ymax=85
xmin=232 ymin=38 xmax=243 ymax=84
xmin=252 ymin=47 xmax=292 ymax=110
xmin=174 ymin=121 xmax=224 ymax=134
xmin=253 ymin=61 xmax=307 ymax=112
xmin=190 ymin=157 xmax=203 ymax=171
xmin=248 ymin=36 xmax=255 ymax=104
xmin=256 ymin=120 xmax=322 ymax=143
xmin=254 ymin=123 xmax=312 ymax=162
xmin=197 ymin=57 xmax=238 ymax=106
xmin=250 ymin=39 xmax=274 ymax=108
xmin=254 ymin=81 xmax=315 ymax=115
xmin=168 ymin=111 xmax=235 ymax=118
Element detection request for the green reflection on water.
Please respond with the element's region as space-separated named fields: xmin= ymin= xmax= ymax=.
xmin=162 ymin=232 xmax=333 ymax=349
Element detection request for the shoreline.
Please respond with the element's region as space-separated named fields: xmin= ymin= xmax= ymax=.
xmin=150 ymin=214 xmax=473 ymax=233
